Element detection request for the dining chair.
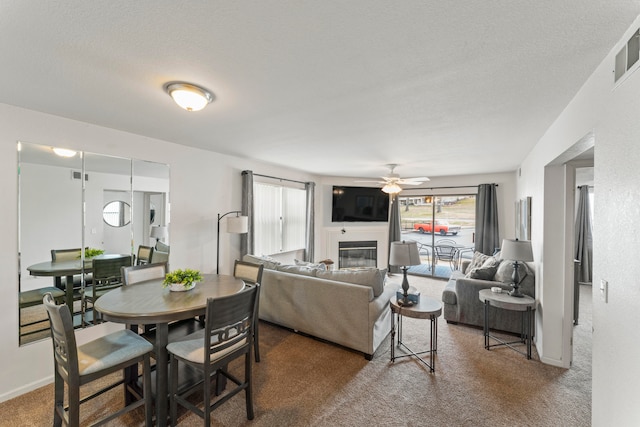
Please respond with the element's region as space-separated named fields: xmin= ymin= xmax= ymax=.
xmin=82 ymin=255 xmax=132 ymax=325
xmin=43 ymin=292 xmax=153 ymax=427
xmin=233 ymin=259 xmax=264 ymax=362
xmin=50 ymin=248 xmax=83 ymax=289
xmin=167 ymin=285 xmax=258 ymax=425
xmin=122 ymin=261 xmax=167 ymax=286
xmin=136 ymin=245 xmax=154 ymax=265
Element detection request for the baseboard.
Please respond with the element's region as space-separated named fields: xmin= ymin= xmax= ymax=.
xmin=0 ymin=375 xmax=53 ymax=403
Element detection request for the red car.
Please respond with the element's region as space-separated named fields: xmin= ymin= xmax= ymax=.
xmin=413 ymin=220 xmax=460 ymax=235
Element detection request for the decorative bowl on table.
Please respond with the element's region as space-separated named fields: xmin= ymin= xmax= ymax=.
xmin=168 ymin=282 xmax=197 ymax=292
xmin=163 ymin=269 xmax=203 ymax=292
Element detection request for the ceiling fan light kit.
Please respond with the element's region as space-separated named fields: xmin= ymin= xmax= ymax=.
xmin=357 ymin=164 xmax=429 ymax=194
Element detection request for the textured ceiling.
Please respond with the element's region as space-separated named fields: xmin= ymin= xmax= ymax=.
xmin=1 ymin=1 xmax=637 ymax=180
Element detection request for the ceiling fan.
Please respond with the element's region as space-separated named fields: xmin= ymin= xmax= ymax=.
xmin=356 ymin=164 xmax=429 ymax=194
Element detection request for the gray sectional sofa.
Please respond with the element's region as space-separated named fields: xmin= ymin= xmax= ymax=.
xmin=442 ymin=252 xmax=535 ymax=335
xmin=244 ymin=255 xmax=397 ymax=359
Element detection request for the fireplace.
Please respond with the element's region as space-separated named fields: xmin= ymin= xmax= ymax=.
xmin=338 ymin=241 xmax=377 ymax=269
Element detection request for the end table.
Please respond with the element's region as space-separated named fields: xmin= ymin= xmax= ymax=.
xmin=479 ymin=289 xmax=537 ymax=359
xmin=390 ymin=295 xmax=442 ymax=372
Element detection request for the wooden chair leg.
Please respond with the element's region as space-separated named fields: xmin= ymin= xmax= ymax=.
xmin=246 ymin=352 xmax=254 ymax=420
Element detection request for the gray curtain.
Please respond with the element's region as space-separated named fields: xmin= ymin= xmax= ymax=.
xmin=304 ymin=181 xmax=315 ymax=262
xmin=574 ymin=185 xmax=593 ymax=324
xmin=240 ymin=170 xmax=254 ymax=258
xmin=475 ymin=183 xmax=500 ymax=255
xmin=388 ymin=194 xmax=401 ymax=273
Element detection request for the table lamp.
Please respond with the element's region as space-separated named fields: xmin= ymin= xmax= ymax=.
xmin=150 ymin=225 xmax=168 ymax=244
xmin=500 ymin=238 xmax=533 ymax=297
xmin=389 ymin=240 xmax=421 ymax=306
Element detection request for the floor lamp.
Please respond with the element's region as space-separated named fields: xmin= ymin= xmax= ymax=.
xmin=217 ymin=211 xmax=249 ymax=274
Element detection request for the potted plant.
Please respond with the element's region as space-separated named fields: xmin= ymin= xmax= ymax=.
xmin=81 ymin=248 xmax=105 ymax=259
xmin=163 ymin=268 xmax=203 ymax=292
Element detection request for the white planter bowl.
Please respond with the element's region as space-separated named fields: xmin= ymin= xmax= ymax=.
xmin=168 ymin=282 xmax=197 ymax=292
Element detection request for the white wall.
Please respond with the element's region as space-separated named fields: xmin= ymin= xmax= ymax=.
xmin=519 ymin=14 xmax=640 ymax=425
xmin=0 ymin=103 xmax=317 ymax=401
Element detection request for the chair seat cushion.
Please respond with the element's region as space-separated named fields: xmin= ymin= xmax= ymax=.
xmin=78 ymin=329 xmax=153 ymax=376
xmin=167 ymin=330 xmax=247 ymax=365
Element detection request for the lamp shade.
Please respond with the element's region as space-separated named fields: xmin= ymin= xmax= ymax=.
xmin=227 ymin=215 xmax=249 ymax=234
xmin=500 ymin=239 xmax=533 ymax=262
xmin=389 ymin=241 xmax=421 ymax=266
xmin=150 ymin=225 xmax=168 ymax=240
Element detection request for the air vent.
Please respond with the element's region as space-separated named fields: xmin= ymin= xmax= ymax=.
xmin=614 ymin=29 xmax=640 ymax=83
xmin=71 ymin=170 xmax=88 ymax=181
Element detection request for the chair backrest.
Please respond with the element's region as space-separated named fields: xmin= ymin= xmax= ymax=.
xmin=121 ymin=262 xmax=167 ymax=286
xmin=43 ymin=293 xmax=79 ymax=381
xmin=93 ymin=255 xmax=132 ymax=285
xmin=136 ymin=245 xmax=154 ymax=265
xmin=51 ymin=248 xmax=82 ymax=262
xmin=233 ymin=260 xmax=264 ymax=285
xmin=204 ymin=285 xmax=258 ymax=363
xmin=155 ymin=241 xmax=170 ymax=253
xmin=150 ymin=250 xmax=169 ymax=265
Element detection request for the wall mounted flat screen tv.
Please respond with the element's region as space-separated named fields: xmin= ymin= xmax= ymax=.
xmin=332 ymin=186 xmax=389 ymax=222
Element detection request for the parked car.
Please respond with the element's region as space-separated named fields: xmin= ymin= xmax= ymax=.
xmin=413 ymin=220 xmax=461 ymax=235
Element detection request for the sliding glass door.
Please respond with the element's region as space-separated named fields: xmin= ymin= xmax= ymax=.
xmin=399 ymin=194 xmax=476 ymax=279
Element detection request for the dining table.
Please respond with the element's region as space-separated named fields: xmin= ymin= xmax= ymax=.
xmin=26 ymin=253 xmax=131 ymax=313
xmin=94 ymin=273 xmax=245 ymax=427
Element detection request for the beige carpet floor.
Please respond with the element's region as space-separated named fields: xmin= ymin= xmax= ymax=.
xmin=3 ymin=276 xmax=592 ymax=426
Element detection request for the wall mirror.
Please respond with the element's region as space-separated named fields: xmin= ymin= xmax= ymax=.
xmin=17 ymin=141 xmax=170 ymax=345
xmin=103 ymin=201 xmax=131 ymax=227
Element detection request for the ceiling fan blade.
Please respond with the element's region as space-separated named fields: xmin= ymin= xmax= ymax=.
xmin=403 ymin=176 xmax=430 ymax=182
xmin=354 ymin=180 xmax=386 ymax=184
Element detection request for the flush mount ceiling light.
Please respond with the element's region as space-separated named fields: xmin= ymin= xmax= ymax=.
xmin=52 ymin=147 xmax=77 ymax=158
xmin=164 ymin=82 xmax=213 ymax=112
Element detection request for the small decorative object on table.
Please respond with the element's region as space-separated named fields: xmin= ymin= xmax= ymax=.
xmin=396 ymin=286 xmax=421 ymax=303
xmin=389 ymin=241 xmax=421 ymax=306
xmin=163 ymin=269 xmax=203 ymax=292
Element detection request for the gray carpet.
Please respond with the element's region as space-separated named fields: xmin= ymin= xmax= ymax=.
xmin=3 ymin=276 xmax=592 ymax=426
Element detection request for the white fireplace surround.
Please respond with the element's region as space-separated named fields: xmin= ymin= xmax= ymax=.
xmin=324 ymin=226 xmax=388 ymax=269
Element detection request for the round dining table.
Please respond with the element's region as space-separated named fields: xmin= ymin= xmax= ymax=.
xmin=27 ymin=253 xmax=130 ymax=313
xmin=94 ymin=273 xmax=245 ymax=427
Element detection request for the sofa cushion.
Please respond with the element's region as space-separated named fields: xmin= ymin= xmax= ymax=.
xmin=466 ymin=256 xmax=501 ymax=280
xmin=275 ymin=264 xmax=319 ymax=277
xmin=294 ymin=259 xmax=327 ymax=271
xmin=316 ymin=268 xmax=386 ymax=297
xmin=465 ymin=251 xmax=490 ymax=274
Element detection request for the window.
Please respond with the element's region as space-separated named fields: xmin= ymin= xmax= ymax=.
xmin=254 ymin=182 xmax=306 ymax=256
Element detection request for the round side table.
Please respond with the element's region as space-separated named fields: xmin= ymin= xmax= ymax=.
xmin=390 ymin=295 xmax=442 ymax=372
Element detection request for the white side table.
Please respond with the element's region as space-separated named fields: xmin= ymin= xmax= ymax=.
xmin=390 ymin=296 xmax=442 ymax=372
xmin=479 ymin=289 xmax=537 ymax=359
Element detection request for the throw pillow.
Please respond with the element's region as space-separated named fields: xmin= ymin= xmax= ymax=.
xmin=242 ymin=254 xmax=281 ymax=270
xmin=294 ymin=259 xmax=327 ymax=270
xmin=466 ymin=256 xmax=501 ymax=280
xmin=465 ymin=251 xmax=490 ymax=274
xmin=315 ymin=268 xmax=386 ymax=297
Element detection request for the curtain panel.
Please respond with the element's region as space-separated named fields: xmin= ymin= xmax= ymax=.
xmin=387 ymin=194 xmax=401 ymax=273
xmin=241 ymin=170 xmax=254 ymax=258
xmin=574 ymin=185 xmax=593 ymax=324
xmin=475 ymin=183 xmax=500 ymax=255
xmin=305 ymin=182 xmax=315 ymax=262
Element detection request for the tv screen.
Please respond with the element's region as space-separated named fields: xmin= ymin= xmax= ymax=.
xmin=332 ymin=186 xmax=389 ymax=222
